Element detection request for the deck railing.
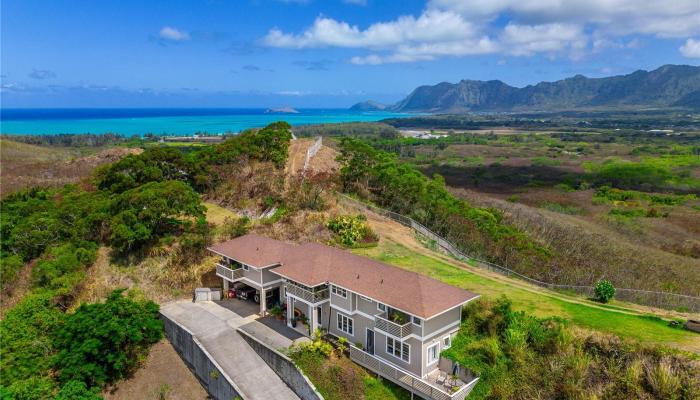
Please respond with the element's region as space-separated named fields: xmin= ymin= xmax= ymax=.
xmin=216 ymin=263 xmax=244 ymax=281
xmin=285 ymin=283 xmax=329 ymax=304
xmin=349 ymin=345 xmax=478 ymax=400
xmin=375 ymin=313 xmax=413 ymax=338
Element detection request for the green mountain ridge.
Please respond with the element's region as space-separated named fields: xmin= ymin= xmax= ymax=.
xmin=352 ymin=64 xmax=700 ymax=112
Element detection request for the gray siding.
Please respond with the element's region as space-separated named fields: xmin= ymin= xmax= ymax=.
xmin=373 ymin=331 xmax=423 ymax=376
xmin=261 ymin=268 xmax=283 ymax=285
xmin=328 ymin=308 xmax=373 ymax=349
xmin=423 ymin=306 xmax=461 ymax=338
xmin=330 ymin=288 xmax=353 ymax=311
xmin=356 ymin=295 xmax=379 ymax=316
xmin=241 ymin=266 xmax=262 ymax=285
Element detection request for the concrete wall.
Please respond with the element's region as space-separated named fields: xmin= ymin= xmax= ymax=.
xmin=237 ymin=329 xmax=324 ymax=400
xmin=161 ymin=314 xmax=243 ymax=400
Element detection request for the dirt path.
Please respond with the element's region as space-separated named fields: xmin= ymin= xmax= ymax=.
xmin=340 ymin=199 xmax=700 ymax=322
xmin=285 ymin=138 xmax=314 ymax=175
xmin=0 ymin=260 xmax=35 ymax=317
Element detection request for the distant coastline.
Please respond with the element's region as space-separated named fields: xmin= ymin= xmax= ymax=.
xmin=0 ymin=108 xmax=412 ymax=136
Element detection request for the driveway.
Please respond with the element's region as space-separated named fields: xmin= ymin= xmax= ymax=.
xmin=160 ymin=300 xmax=300 ymax=400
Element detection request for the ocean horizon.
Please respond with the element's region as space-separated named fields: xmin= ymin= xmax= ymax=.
xmin=0 ymin=108 xmax=414 ymax=136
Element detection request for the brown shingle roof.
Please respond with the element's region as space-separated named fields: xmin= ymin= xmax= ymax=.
xmin=207 ymin=234 xmax=294 ymax=268
xmin=210 ymin=235 xmax=479 ymax=319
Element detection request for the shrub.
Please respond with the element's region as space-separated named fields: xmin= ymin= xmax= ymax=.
xmin=326 ymin=215 xmax=378 ymax=247
xmin=594 ymin=279 xmax=616 ymax=303
xmin=221 ymin=216 xmax=250 ymax=240
xmin=52 ymin=290 xmax=163 ymax=387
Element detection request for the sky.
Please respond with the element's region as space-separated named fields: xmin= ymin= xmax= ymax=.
xmin=1 ymin=0 xmax=699 ymax=108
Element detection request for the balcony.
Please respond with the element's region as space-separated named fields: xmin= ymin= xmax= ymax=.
xmin=349 ymin=345 xmax=478 ymax=400
xmin=285 ymin=282 xmax=329 ymax=304
xmin=375 ymin=311 xmax=414 ymax=338
xmin=216 ymin=263 xmax=244 ymax=281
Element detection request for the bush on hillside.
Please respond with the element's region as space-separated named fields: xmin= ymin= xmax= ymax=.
xmin=595 ymin=279 xmax=616 ymax=303
xmin=326 ymin=215 xmax=378 ymax=247
xmin=52 ymin=290 xmax=163 ymax=388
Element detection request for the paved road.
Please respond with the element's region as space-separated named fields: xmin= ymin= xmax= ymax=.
xmin=161 ymin=300 xmax=300 ymax=400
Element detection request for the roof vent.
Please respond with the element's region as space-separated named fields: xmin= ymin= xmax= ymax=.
xmin=356 ymin=274 xmax=360 ymax=279
xmin=380 ymin=279 xmax=383 ymax=284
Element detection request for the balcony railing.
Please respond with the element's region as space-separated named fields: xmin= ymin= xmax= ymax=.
xmin=349 ymin=345 xmax=478 ymax=400
xmin=375 ymin=312 xmax=414 ymax=338
xmin=216 ymin=263 xmax=244 ymax=281
xmin=285 ymin=283 xmax=329 ymax=304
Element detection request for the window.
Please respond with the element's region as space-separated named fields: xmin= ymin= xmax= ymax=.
xmin=377 ymin=303 xmax=386 ymax=312
xmin=443 ymin=335 xmax=451 ymax=349
xmin=331 ymin=285 xmax=347 ymax=298
xmin=337 ymin=313 xmax=353 ymax=335
xmin=427 ymin=342 xmax=439 ymax=365
xmin=386 ymin=337 xmax=410 ymax=362
xmin=412 ymin=316 xmax=422 ymax=326
xmin=242 ymin=264 xmax=249 ymax=271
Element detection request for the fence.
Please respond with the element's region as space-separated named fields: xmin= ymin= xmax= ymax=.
xmin=339 ymin=194 xmax=700 ymax=313
xmin=303 ymin=137 xmax=323 ymax=172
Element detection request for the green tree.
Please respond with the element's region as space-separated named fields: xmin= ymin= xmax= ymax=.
xmin=52 ymin=290 xmax=163 ymax=388
xmin=109 ymin=180 xmax=205 ymax=252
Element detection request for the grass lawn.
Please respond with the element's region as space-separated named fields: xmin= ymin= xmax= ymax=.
xmin=204 ymin=202 xmax=238 ymax=225
xmin=353 ymin=240 xmax=700 ymax=351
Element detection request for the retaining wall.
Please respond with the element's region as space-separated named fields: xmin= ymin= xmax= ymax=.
xmin=237 ymin=328 xmax=324 ymax=400
xmin=161 ymin=314 xmax=243 ymax=400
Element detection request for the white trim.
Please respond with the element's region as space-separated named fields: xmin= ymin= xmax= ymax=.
xmin=261 ymin=278 xmax=286 ymax=288
xmin=424 ymin=296 xmax=480 ymax=321
xmin=442 ymin=334 xmax=452 ymax=349
xmin=336 ymin=313 xmax=354 ymax=336
xmin=426 ymin=342 xmax=439 ymax=366
xmin=360 ymin=295 xmax=372 ymax=302
xmin=330 ymin=304 xmax=375 ymax=321
xmin=376 ymin=319 xmax=460 ymax=342
xmin=331 ymin=285 xmax=347 ymax=298
xmin=420 ymin=320 xmax=461 ymax=341
xmin=377 ymin=302 xmax=386 ymax=312
xmin=385 ymin=336 xmax=410 ymax=363
xmin=286 ymin=292 xmax=330 ymax=307
xmin=411 ymin=316 xmax=422 ymax=327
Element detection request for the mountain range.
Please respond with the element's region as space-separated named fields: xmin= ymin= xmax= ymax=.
xmin=351 ymin=65 xmax=700 ymax=113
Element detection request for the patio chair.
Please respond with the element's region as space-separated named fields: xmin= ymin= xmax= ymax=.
xmin=435 ymin=371 xmax=448 ymax=386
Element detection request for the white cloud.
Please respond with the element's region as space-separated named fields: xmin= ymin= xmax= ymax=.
xmin=264 ymin=11 xmax=475 ymax=50
xmin=262 ymin=0 xmax=700 ymax=64
xmin=159 ymin=26 xmax=190 ymax=41
xmin=429 ymin=0 xmax=700 ymax=38
xmin=680 ymin=38 xmax=700 ymax=58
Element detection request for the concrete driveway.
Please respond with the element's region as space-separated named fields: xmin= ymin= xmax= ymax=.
xmin=161 ymin=300 xmax=300 ymax=400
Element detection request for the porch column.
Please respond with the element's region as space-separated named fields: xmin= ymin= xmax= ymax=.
xmin=287 ymin=296 xmax=294 ymax=328
xmin=260 ymin=287 xmax=267 ymax=316
xmin=309 ymin=304 xmax=317 ymax=337
xmin=222 ymin=279 xmax=229 ymax=291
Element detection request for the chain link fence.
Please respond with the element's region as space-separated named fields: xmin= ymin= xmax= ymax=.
xmin=339 ymin=194 xmax=700 ymax=313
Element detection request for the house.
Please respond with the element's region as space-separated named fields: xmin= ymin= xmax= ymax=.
xmin=209 ymin=234 xmax=480 ymax=400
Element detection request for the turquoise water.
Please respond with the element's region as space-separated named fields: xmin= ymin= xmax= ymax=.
xmin=0 ymin=108 xmax=411 ymax=136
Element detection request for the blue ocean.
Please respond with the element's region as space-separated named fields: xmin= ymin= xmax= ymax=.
xmin=0 ymin=108 xmax=412 ymax=136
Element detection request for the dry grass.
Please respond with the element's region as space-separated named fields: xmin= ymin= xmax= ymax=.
xmin=0 ymin=139 xmax=140 ymax=196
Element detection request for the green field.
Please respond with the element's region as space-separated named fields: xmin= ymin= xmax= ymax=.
xmin=353 ymin=240 xmax=700 ymax=352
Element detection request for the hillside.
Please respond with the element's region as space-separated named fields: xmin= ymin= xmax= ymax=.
xmin=352 ymin=64 xmax=700 ymax=112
